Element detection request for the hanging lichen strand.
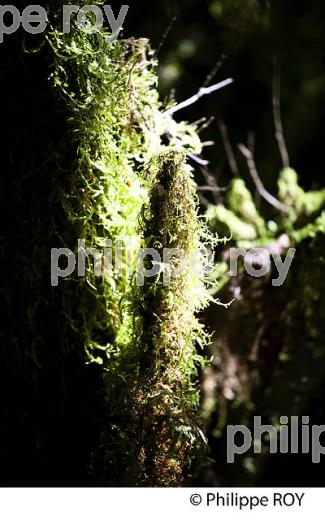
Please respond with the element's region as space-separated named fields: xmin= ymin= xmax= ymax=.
xmin=44 ymin=2 xmax=211 ymax=484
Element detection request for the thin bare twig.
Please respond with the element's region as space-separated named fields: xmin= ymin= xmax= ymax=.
xmin=247 ymin=130 xmax=255 ymax=157
xmin=238 ymin=143 xmax=289 ymax=213
xmin=196 ymin=186 xmax=226 ymax=192
xmin=197 ymin=191 xmax=211 ymax=208
xmin=165 ymin=78 xmax=234 ymax=116
xmin=218 ymin=119 xmax=240 ymax=176
xmin=203 ymin=53 xmax=227 ymax=88
xmin=197 ymin=116 xmax=215 ymax=134
xmin=273 ymin=58 xmax=290 ymax=169
xmin=192 ymin=116 xmax=207 ymax=126
xmin=187 ymin=152 xmax=209 ymax=166
xmin=200 ymin=166 xmax=222 ymax=204
xmin=247 ymin=131 xmax=261 ymax=207
xmin=201 ymin=141 xmax=215 ymax=147
xmin=153 ymin=16 xmax=177 ymax=58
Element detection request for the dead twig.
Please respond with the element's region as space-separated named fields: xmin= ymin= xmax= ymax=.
xmin=196 ymin=186 xmax=226 ymax=192
xmin=153 ymin=16 xmax=177 ymax=58
xmin=200 ymin=166 xmax=223 ymax=204
xmin=187 ymin=152 xmax=209 ymax=166
xmin=197 ymin=191 xmax=211 ymax=208
xmin=247 ymin=131 xmax=261 ymax=208
xmin=273 ymin=58 xmax=290 ymax=169
xmin=218 ymin=119 xmax=240 ymax=177
xmin=197 ymin=116 xmax=215 ymax=134
xmin=201 ymin=140 xmax=215 ymax=147
xmin=238 ymin=143 xmax=289 ymax=213
xmin=165 ymin=78 xmax=234 ymax=116
xmin=203 ymin=53 xmax=227 ymax=88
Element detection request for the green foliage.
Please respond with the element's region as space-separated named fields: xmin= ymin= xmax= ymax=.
xmin=207 ymin=169 xmax=325 ymax=250
xmin=278 ymin=168 xmax=325 ymax=231
xmin=207 ymin=178 xmax=267 ymax=243
xmin=202 ymin=165 xmax=325 ymax=484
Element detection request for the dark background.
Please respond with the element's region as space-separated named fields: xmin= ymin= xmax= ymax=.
xmin=0 ymin=0 xmax=324 ymax=486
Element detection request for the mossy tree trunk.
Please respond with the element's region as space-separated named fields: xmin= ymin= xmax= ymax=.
xmin=0 ymin=1 xmax=209 ymax=485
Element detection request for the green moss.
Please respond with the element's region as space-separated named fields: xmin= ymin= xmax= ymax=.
xmin=39 ymin=2 xmax=213 ymax=485
xmin=203 ymin=157 xmax=325 ymax=485
xmin=278 ymin=168 xmax=325 ymax=229
xmin=207 ymin=204 xmax=259 ymax=242
xmin=227 ymin=178 xmax=267 ymax=237
xmin=208 ymin=168 xmax=325 ymax=253
xmin=127 ymin=151 xmax=210 ymax=485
